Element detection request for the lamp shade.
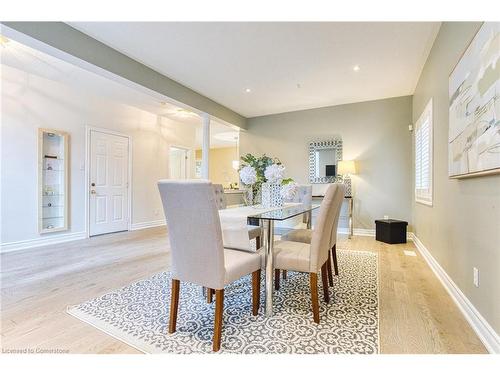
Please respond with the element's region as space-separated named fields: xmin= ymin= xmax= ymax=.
xmin=338 ymin=160 xmax=356 ymax=175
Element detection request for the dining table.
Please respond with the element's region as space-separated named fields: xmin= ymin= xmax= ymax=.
xmin=219 ymin=203 xmax=320 ymax=317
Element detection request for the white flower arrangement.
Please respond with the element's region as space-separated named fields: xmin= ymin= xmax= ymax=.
xmin=239 ymin=165 xmax=257 ymax=185
xmin=238 ymin=154 xmax=297 ymax=206
xmin=280 ymin=181 xmax=298 ymax=200
xmin=264 ymin=163 xmax=285 ymax=184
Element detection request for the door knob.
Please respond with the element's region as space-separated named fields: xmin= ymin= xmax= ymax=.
xmin=90 ymin=190 xmax=96 ymax=195
xmin=91 ymin=182 xmax=95 ymax=187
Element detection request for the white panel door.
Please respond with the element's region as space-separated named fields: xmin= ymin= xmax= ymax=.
xmin=89 ymin=130 xmax=129 ymax=236
xmin=169 ymin=147 xmax=188 ymax=179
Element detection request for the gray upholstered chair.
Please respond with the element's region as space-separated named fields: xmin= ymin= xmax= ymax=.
xmin=272 ymin=184 xmax=345 ymax=323
xmin=281 ymin=184 xmax=346 ymax=284
xmin=158 ymin=180 xmax=262 ymax=352
xmin=213 ymin=183 xmax=262 ymax=248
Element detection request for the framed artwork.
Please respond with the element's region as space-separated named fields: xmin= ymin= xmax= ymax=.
xmin=448 ymin=22 xmax=500 ymax=178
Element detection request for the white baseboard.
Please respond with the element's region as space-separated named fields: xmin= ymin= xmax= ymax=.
xmin=0 ymin=231 xmax=87 ymax=254
xmin=411 ymin=233 xmax=500 ymax=354
xmin=338 ymin=227 xmax=414 ymax=240
xmin=338 ymin=227 xmax=375 ymax=236
xmin=130 ymin=219 xmax=166 ymax=231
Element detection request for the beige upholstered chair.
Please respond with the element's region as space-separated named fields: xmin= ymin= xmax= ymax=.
xmin=279 ymin=184 xmax=313 ymax=280
xmin=272 ymin=184 xmax=344 ymax=323
xmin=213 ymin=183 xmax=262 ymax=248
xmin=213 ymin=183 xmax=227 ymax=210
xmin=158 ymin=180 xmax=262 ymax=352
xmin=281 ymin=184 xmax=346 ymax=284
xmin=286 ymin=184 xmax=313 ymax=205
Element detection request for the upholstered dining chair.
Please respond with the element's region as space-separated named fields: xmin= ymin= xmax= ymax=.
xmin=158 ymin=180 xmax=262 ymax=352
xmin=281 ymin=183 xmax=346 ymax=286
xmin=213 ymin=183 xmax=262 ymax=247
xmin=272 ymin=184 xmax=344 ymax=323
xmin=280 ymin=184 xmax=313 ymax=280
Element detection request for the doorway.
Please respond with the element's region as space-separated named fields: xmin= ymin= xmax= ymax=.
xmin=88 ymin=129 xmax=130 ymax=236
xmin=169 ymin=146 xmax=190 ymax=179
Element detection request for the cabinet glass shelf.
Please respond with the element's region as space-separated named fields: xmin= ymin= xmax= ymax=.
xmin=39 ymin=129 xmax=69 ymax=234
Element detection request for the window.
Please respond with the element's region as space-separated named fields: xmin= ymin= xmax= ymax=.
xmin=415 ymin=99 xmax=433 ymax=206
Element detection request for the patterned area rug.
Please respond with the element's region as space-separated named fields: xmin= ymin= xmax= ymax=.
xmin=67 ymin=250 xmax=378 ymax=354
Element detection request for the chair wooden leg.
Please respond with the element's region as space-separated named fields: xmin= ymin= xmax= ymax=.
xmin=213 ymin=289 xmax=224 ymax=352
xmin=256 ymin=236 xmax=261 ymax=249
xmin=332 ymin=244 xmax=339 ymax=275
xmin=275 ymin=269 xmax=280 ymax=290
xmin=321 ymin=262 xmax=330 ymax=303
xmin=327 ymin=251 xmax=334 ymax=287
xmin=252 ymin=270 xmax=261 ymax=316
xmin=309 ymin=273 xmax=320 ymax=324
xmin=282 ymin=270 xmax=287 ymax=279
xmin=169 ymin=279 xmax=180 ymax=334
xmin=207 ymin=288 xmax=214 ymax=303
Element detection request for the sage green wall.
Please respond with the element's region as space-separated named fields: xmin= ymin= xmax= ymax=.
xmin=1 ymin=22 xmax=247 ymax=129
xmin=412 ymin=22 xmax=500 ymax=335
xmin=240 ymin=96 xmax=413 ymax=230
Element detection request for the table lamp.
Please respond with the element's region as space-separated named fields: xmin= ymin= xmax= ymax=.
xmin=337 ymin=160 xmax=356 ymax=196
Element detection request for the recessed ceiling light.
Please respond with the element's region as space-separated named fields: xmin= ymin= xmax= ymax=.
xmin=353 ymin=65 xmax=361 ymax=72
xmin=245 ymin=88 xmax=251 ymax=93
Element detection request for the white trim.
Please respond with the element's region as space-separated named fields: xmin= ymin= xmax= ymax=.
xmin=338 ymin=227 xmax=375 ymax=236
xmin=0 ymin=231 xmax=87 ymax=254
xmin=85 ymin=126 xmax=133 ymax=237
xmin=130 ymin=220 xmax=166 ymax=231
xmin=410 ymin=233 xmax=500 ymax=354
xmin=338 ymin=228 xmax=414 ymax=240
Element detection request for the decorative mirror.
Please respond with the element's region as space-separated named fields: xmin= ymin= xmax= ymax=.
xmin=308 ymin=139 xmax=343 ymax=184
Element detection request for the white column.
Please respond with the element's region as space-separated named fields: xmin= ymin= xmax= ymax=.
xmin=201 ymin=113 xmax=210 ymax=180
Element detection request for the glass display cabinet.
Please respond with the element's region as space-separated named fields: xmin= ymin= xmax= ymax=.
xmin=38 ymin=129 xmax=69 ymax=233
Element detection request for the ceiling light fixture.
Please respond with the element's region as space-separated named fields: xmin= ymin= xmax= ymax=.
xmin=0 ymin=35 xmax=10 ymax=47
xmin=214 ymin=131 xmax=239 ymax=142
xmin=175 ymin=108 xmax=195 ymax=117
xmin=245 ymin=88 xmax=251 ymax=93
xmin=353 ymin=65 xmax=361 ymax=72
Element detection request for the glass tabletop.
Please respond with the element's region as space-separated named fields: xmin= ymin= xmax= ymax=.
xmin=247 ymin=204 xmax=320 ymax=221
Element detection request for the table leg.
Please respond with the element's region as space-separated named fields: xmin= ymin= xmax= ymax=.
xmin=306 ymin=211 xmax=312 ymax=230
xmin=263 ymin=219 xmax=275 ymax=317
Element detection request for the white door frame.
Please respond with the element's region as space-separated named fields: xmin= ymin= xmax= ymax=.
xmin=85 ymin=126 xmax=133 ymax=238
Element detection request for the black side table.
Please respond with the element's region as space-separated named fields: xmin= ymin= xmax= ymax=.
xmin=375 ymin=219 xmax=408 ymax=244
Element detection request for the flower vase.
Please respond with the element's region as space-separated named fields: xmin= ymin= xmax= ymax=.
xmin=261 ymin=182 xmax=283 ymax=208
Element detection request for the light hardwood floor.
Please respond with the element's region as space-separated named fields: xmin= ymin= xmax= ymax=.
xmin=0 ymin=227 xmax=487 ymax=354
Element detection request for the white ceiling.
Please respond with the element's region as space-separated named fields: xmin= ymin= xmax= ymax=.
xmin=69 ymin=22 xmax=440 ymax=117
xmin=1 ymin=36 xmax=238 ymax=148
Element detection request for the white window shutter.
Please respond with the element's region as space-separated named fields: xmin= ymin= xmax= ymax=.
xmin=415 ymin=99 xmax=433 ymax=206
